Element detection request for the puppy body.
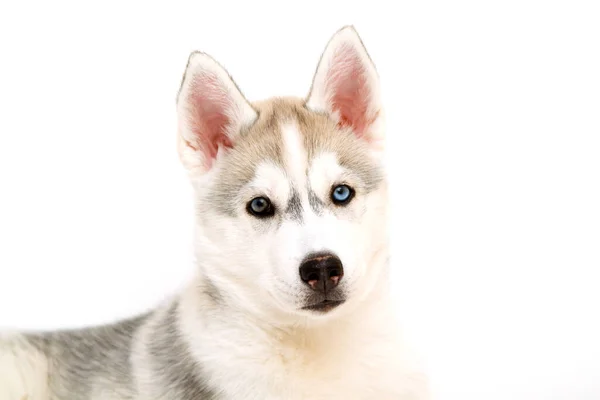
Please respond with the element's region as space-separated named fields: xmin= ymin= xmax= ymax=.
xmin=0 ymin=27 xmax=428 ymax=400
xmin=1 ymin=287 xmax=425 ymax=399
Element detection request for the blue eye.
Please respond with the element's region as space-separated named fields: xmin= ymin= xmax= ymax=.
xmin=331 ymin=184 xmax=354 ymax=205
xmin=247 ymin=196 xmax=274 ymax=217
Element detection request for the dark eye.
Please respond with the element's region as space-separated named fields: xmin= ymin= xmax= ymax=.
xmin=331 ymin=184 xmax=354 ymax=205
xmin=247 ymin=196 xmax=274 ymax=218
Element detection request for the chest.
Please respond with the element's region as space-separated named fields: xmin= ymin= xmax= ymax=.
xmin=202 ymin=332 xmax=413 ymax=400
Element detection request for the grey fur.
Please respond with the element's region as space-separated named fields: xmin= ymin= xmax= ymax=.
xmin=285 ymin=188 xmax=303 ymax=222
xmin=16 ymin=303 xmax=217 ymax=400
xmin=307 ymin=186 xmax=325 ymax=215
xmin=25 ymin=313 xmax=149 ymax=399
xmin=145 ymin=302 xmax=217 ymax=399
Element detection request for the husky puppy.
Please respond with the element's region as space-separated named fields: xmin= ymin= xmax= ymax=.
xmin=0 ymin=26 xmax=428 ymax=399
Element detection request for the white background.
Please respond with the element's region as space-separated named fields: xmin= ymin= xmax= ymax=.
xmin=1 ymin=1 xmax=599 ymax=399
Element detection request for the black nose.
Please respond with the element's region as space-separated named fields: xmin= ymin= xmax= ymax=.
xmin=299 ymin=252 xmax=344 ymax=294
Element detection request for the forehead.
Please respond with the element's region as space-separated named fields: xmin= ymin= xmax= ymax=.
xmin=207 ymin=98 xmax=382 ymax=214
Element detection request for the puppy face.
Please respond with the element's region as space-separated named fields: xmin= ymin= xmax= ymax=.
xmin=177 ymin=27 xmax=388 ymax=321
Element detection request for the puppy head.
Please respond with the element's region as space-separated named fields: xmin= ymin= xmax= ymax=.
xmin=177 ymin=27 xmax=389 ymax=322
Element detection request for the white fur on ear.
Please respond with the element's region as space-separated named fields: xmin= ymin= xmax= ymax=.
xmin=177 ymin=52 xmax=257 ymax=172
xmin=307 ymin=26 xmax=384 ymax=144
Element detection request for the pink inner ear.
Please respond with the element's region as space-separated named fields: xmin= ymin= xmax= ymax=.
xmin=326 ymin=44 xmax=373 ymax=139
xmin=186 ymin=73 xmax=233 ymax=167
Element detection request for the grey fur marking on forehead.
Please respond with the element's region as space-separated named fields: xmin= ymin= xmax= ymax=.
xmin=308 ymin=185 xmax=325 ymax=215
xmin=286 ymin=188 xmax=303 ymax=222
xmin=206 ymin=97 xmax=383 ymax=217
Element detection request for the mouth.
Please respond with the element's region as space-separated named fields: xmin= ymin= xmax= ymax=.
xmin=302 ymin=299 xmax=345 ymax=313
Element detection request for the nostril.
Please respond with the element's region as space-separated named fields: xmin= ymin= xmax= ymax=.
xmin=307 ymin=272 xmax=319 ymax=282
xmin=328 ymin=268 xmax=341 ymax=279
xmin=328 ymin=267 xmax=342 ymax=288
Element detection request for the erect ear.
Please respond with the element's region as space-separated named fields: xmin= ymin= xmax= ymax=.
xmin=306 ymin=26 xmax=383 ymax=144
xmin=177 ymin=52 xmax=257 ymax=172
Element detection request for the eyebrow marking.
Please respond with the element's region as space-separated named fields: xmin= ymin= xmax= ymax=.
xmin=307 ymin=186 xmax=325 ymax=215
xmin=286 ymin=188 xmax=303 ymax=222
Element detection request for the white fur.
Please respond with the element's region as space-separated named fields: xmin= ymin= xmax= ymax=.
xmin=309 ymin=151 xmax=346 ymax=197
xmin=0 ymin=334 xmax=48 ymax=400
xmin=176 ymin=278 xmax=428 ymax=400
xmin=246 ymin=161 xmax=291 ymax=208
xmin=281 ymin=122 xmax=308 ymax=187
